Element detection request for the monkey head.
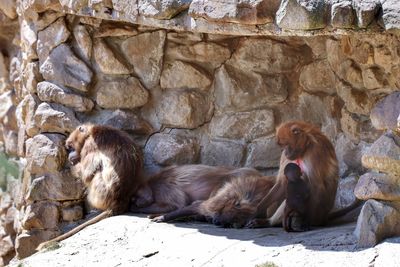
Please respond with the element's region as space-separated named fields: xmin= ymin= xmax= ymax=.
xmin=201 ymin=181 xmax=257 ymax=228
xmin=65 ymin=124 xmax=93 ymax=165
xmin=284 ymin=163 xmax=302 ymax=183
xmin=276 ymin=121 xmax=313 ymax=160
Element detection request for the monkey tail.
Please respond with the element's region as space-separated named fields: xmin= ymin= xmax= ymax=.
xmin=36 ymin=210 xmax=112 ymax=251
xmin=328 ymin=199 xmax=363 ymax=221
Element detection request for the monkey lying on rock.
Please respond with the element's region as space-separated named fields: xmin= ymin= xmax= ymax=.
xmin=37 ymin=124 xmax=143 ymax=250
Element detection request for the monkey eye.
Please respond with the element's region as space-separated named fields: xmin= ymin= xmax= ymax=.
xmin=292 ymin=128 xmax=301 ymax=135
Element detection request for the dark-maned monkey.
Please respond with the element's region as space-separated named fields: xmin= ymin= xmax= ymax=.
xmin=37 ymin=124 xmax=143 ymax=250
xmin=152 ymin=175 xmax=276 ymax=228
xmin=283 ymin=163 xmax=310 ymax=232
xmin=130 ymin=165 xmax=264 ymax=215
xmin=247 ymin=120 xmax=341 ymax=228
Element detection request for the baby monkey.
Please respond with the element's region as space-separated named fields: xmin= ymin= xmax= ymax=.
xmin=283 ymin=163 xmax=310 ymax=232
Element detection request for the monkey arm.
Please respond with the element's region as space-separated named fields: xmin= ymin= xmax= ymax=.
xmin=79 ymin=153 xmax=102 ymax=185
xmin=255 ymin=178 xmax=287 ymax=219
xmin=151 ymin=201 xmax=202 ymax=223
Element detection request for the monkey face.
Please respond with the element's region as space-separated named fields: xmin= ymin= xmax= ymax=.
xmin=65 ymin=124 xmax=92 ymax=163
xmin=276 ymin=122 xmax=311 ymax=160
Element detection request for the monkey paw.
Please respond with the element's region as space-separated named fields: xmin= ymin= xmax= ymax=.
xmin=245 ymin=218 xmax=270 ymax=228
xmin=151 ymin=215 xmax=166 ymax=223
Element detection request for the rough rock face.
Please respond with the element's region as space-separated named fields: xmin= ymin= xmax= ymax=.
xmin=1 ymin=0 xmax=400 ymax=262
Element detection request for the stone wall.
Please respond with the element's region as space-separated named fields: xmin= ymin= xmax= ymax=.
xmin=0 ymin=0 xmax=400 ymax=263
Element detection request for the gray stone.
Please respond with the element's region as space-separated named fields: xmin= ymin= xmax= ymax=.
xmin=157 ymin=89 xmax=212 ymax=129
xmin=331 ymin=1 xmax=355 ymax=29
xmin=37 ymin=81 xmax=94 ymax=112
xmin=95 ymin=77 xmax=149 ymax=109
xmin=333 ymin=175 xmax=358 ymax=210
xmin=86 ymin=109 xmax=153 ymax=135
xmin=352 ymin=0 xmax=380 ymax=28
xmin=370 ymin=92 xmax=400 ymax=131
xmin=145 ymin=133 xmax=199 ymax=165
xmin=361 ymin=133 xmax=400 ymax=176
xmin=15 ymin=229 xmax=60 ymax=259
xmin=73 ymin=25 xmax=92 ymax=62
xmin=37 ymin=17 xmax=70 ymax=60
xmin=214 ymin=64 xmax=288 ymax=112
xmin=230 ymin=38 xmax=309 ymax=74
xmin=26 ymin=172 xmax=84 ymax=202
xmin=121 ymin=31 xmax=166 ymax=89
xmin=39 ymin=44 xmax=93 ymax=92
xmin=166 ymin=42 xmax=231 ymax=71
xmin=21 ymin=61 xmax=42 ymax=94
xmin=336 ymin=81 xmax=373 ymax=116
xmin=61 ymin=205 xmax=83 ymax=222
xmin=201 ymin=139 xmax=245 ymax=167
xmin=33 ymin=102 xmax=80 ymax=135
xmin=112 ymin=0 xmax=139 ymax=23
xmin=189 ymin=0 xmax=280 ymax=25
xmin=93 ymin=39 xmax=130 ymax=75
xmin=25 ymin=134 xmax=66 ymax=176
xmin=22 ymin=202 xmax=59 ymax=230
xmin=139 ymin=0 xmax=190 ymax=19
xmin=340 ymin=108 xmax=381 ymax=144
xmin=209 ymin=109 xmax=274 ymax=141
xmin=354 ymin=200 xmax=400 ymax=248
xmin=355 ymin=172 xmax=400 ymax=201
xmin=381 ymin=0 xmax=400 ymax=31
xmin=276 ymin=0 xmax=327 ymax=30
xmin=160 ymin=61 xmax=211 ymax=90
xmin=19 ymin=0 xmax=60 ymax=14
xmin=245 ymin=136 xmax=281 ymax=169
xmin=299 ymin=60 xmax=336 ymax=94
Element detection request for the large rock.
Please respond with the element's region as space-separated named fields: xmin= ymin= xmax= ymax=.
xmin=0 ymin=235 xmax=14 ymax=259
xmin=145 ymin=133 xmax=199 ymax=166
xmin=245 ymin=136 xmax=281 ymax=169
xmin=331 ymin=1 xmax=355 ymax=29
xmin=26 ymin=172 xmax=84 ymax=202
xmin=362 ymin=134 xmax=400 ymax=176
xmin=299 ymin=60 xmax=336 ymax=94
xmin=139 ymin=0 xmax=190 ymax=19
xmin=362 ymin=66 xmax=387 ymax=90
xmin=37 ymin=81 xmax=94 ymax=112
xmin=352 ymin=0 xmax=380 ymax=28
xmin=22 ymin=202 xmax=59 ymax=230
xmin=33 ymin=103 xmax=80 ymax=135
xmin=112 ymin=0 xmax=139 ymax=23
xmin=229 ymin=38 xmax=310 ymax=74
xmin=20 ymin=20 xmax=38 ymax=61
xmin=333 ymin=175 xmax=358 ymax=210
xmin=61 ymin=205 xmax=83 ymax=222
xmin=37 ymin=17 xmax=70 ymax=60
xmin=160 ymin=61 xmax=211 ymax=90
xmin=354 ymin=200 xmax=400 ymax=248
xmin=15 ymin=229 xmax=60 ymax=259
xmin=355 ymin=172 xmax=400 ymax=201
xmin=370 ymin=92 xmax=400 ymax=131
xmin=340 ymin=108 xmax=380 ymax=144
xmin=209 ymin=109 xmax=274 ymax=141
xmin=21 ymin=61 xmax=42 ymax=94
xmin=214 ymin=64 xmax=288 ymax=112
xmin=39 ymin=44 xmax=93 ymax=92
xmin=0 ymin=0 xmax=17 ymax=19
xmin=276 ymin=0 xmax=328 ymax=30
xmin=73 ymin=25 xmax=92 ymax=62
xmin=16 ymin=94 xmax=40 ymax=138
xmin=95 ymin=77 xmax=149 ymax=109
xmin=157 ymin=89 xmax=212 ymax=129
xmin=381 ymin=0 xmax=400 ymax=31
xmin=25 ymin=134 xmax=66 ymax=176
xmin=121 ymin=31 xmax=166 ymax=89
xmin=189 ymin=0 xmax=280 ymax=25
xmin=85 ymin=109 xmax=153 ymax=135
xmin=93 ymin=39 xmax=130 ymax=75
xmin=336 ymin=81 xmax=373 ymax=116
xmin=201 ymin=139 xmax=245 ymax=167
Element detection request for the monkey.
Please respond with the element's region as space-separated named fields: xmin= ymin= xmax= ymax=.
xmin=246 ymin=120 xmax=343 ymax=229
xmin=283 ymin=163 xmax=310 ymax=232
xmin=151 ymin=175 xmax=276 ymax=229
xmin=37 ymin=124 xmax=143 ymax=250
xmin=130 ymin=164 xmax=264 ymax=216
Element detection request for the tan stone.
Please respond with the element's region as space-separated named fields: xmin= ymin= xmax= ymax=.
xmin=94 ymin=22 xmax=138 ymax=37
xmin=355 ymin=172 xmax=400 ymax=201
xmin=340 ymin=108 xmax=380 ymax=144
xmin=121 ymin=30 xmax=166 ymax=88
xmin=160 ymin=61 xmax=211 ymax=90
xmin=0 ymin=0 xmax=17 ymax=19
xmin=95 ymin=77 xmax=149 ymax=109
xmin=139 ymin=0 xmax=190 ymax=19
xmin=209 ymin=109 xmax=274 ymax=141
xmin=300 ymin=60 xmax=336 ymax=94
xmin=370 ymin=92 xmax=400 ymax=131
xmin=15 ymin=94 xmax=40 ymax=138
xmin=15 ymin=229 xmax=60 ymax=259
xmin=336 ymin=81 xmax=374 ymax=116
xmin=73 ymin=24 xmax=92 ymax=62
xmin=37 ymin=17 xmax=70 ymax=60
xmin=22 ymin=202 xmax=59 ymax=230
xmin=61 ymin=205 xmax=83 ymax=222
xmin=93 ymin=39 xmax=130 ymax=75
xmin=0 ymin=235 xmax=14 ymax=257
xmin=25 ymin=134 xmax=66 ymax=176
xmin=362 ymin=67 xmax=387 ymax=90
xmin=21 ymin=61 xmax=42 ymax=94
